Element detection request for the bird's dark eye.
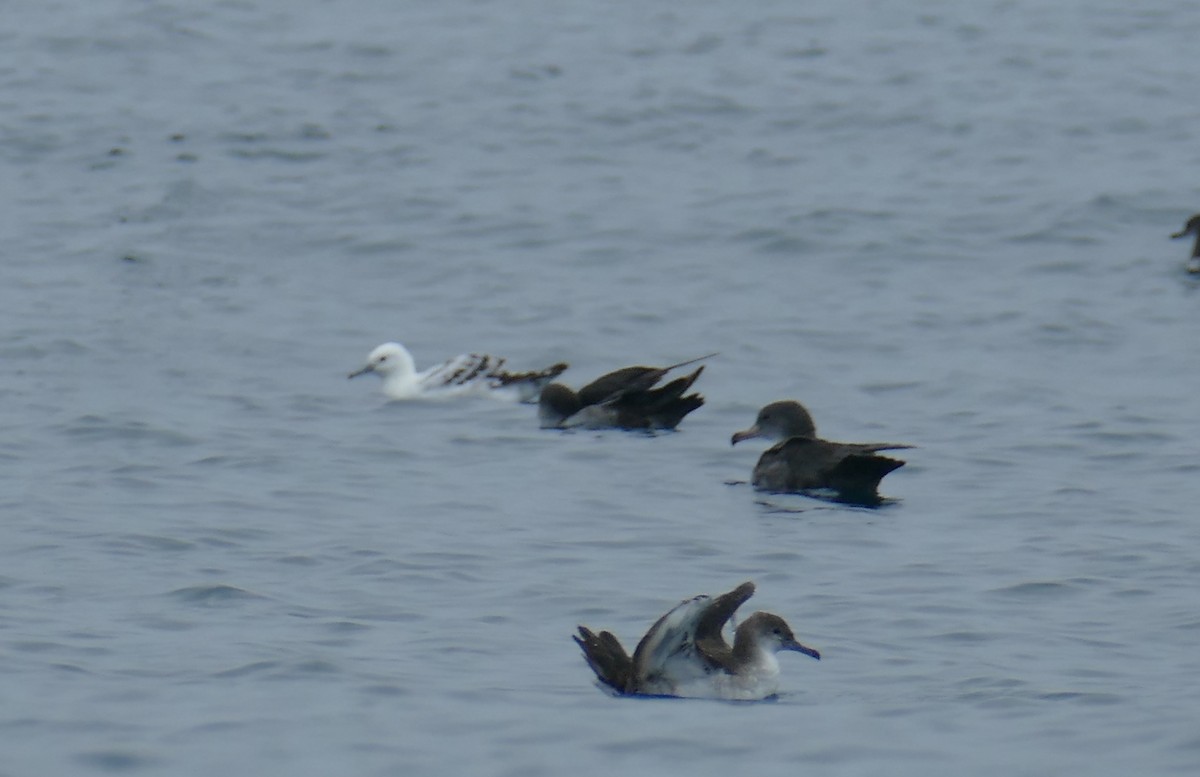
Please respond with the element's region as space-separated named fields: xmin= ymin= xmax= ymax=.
xmin=772 ymin=628 xmax=781 ymax=635
xmin=378 ymin=355 xmax=388 ymax=362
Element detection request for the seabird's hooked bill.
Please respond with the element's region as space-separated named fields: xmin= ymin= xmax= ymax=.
xmin=538 ymin=353 xmax=714 ymax=430
xmin=573 ymin=581 xmax=820 ymax=700
xmin=731 ymin=400 xmax=912 ymax=506
xmin=348 ymin=341 xmax=567 ymax=402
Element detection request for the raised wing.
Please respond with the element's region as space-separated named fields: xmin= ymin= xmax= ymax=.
xmin=693 ymin=581 xmax=756 ymax=673
xmin=629 ymin=582 xmax=756 ymax=691
xmin=629 ymin=594 xmax=713 ymax=690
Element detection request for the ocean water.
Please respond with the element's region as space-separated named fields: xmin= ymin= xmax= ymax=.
xmin=3 ymin=0 xmax=1200 ymax=774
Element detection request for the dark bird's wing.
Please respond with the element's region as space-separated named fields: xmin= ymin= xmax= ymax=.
xmin=576 ymin=366 xmax=662 ymax=407
xmin=576 ymin=353 xmax=716 ymax=408
xmin=580 ymin=365 xmax=707 ymax=430
xmin=693 ymin=582 xmax=756 ymax=673
xmin=633 ymin=366 xmax=705 ymax=429
xmin=753 ymin=437 xmax=910 ymax=504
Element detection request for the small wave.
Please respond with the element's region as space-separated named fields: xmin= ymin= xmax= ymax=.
xmin=105 ymin=534 xmax=194 ymax=554
xmin=57 ymin=415 xmax=198 ymax=447
xmin=932 ymin=630 xmax=994 ymax=644
xmin=989 ymin=580 xmax=1075 ymax=597
xmin=167 ymin=584 xmax=264 ymax=604
xmin=227 ymin=148 xmax=327 ymax=163
xmin=211 ymin=660 xmax=279 ymax=679
xmin=1036 ymin=690 xmax=1123 ymax=705
xmin=74 ymin=750 xmax=159 ymax=772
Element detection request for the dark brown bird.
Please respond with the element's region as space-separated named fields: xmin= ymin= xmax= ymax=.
xmin=731 ymin=400 xmax=912 ymax=506
xmin=538 ymin=353 xmax=714 ymax=430
xmin=1170 ymin=214 xmax=1200 ymax=274
xmin=573 ymin=581 xmax=819 ymax=700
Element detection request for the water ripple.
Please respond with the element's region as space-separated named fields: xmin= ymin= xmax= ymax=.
xmin=167 ymin=584 xmax=266 ymax=604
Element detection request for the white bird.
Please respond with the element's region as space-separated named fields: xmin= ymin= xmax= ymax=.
xmin=573 ymin=581 xmax=820 ymax=700
xmin=348 ymin=341 xmax=567 ymax=402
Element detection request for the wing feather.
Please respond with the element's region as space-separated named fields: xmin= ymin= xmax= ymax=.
xmin=418 ymin=353 xmax=504 ymax=390
xmin=694 ymin=582 xmax=756 ymax=673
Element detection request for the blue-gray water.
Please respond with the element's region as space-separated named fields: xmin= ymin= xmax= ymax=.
xmin=3 ymin=1 xmax=1200 ymax=775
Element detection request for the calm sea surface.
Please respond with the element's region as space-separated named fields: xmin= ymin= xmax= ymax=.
xmin=3 ymin=1 xmax=1200 ymax=775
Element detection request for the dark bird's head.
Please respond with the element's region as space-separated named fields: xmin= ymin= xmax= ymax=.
xmin=731 ymin=400 xmax=818 ymax=446
xmin=538 ymin=383 xmax=581 ymax=428
xmin=737 ymin=612 xmax=820 ymax=660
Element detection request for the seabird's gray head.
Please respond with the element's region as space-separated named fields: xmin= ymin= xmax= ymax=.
xmin=348 ymin=342 xmax=415 ymax=380
xmin=736 ymin=612 xmax=821 ymax=660
xmin=731 ymin=401 xmax=818 ymax=445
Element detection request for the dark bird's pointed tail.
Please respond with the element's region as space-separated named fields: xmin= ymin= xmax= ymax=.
xmin=573 ymin=626 xmax=634 ymax=694
xmin=827 ymin=454 xmax=907 ymax=506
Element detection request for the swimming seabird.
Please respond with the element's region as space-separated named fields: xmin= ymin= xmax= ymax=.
xmin=537 ymin=353 xmax=714 ymax=430
xmin=348 ymin=341 xmax=567 ymax=402
xmin=573 ymin=581 xmax=820 ymax=700
xmin=731 ymin=400 xmax=912 ymax=505
xmin=1170 ymin=214 xmax=1200 ymax=273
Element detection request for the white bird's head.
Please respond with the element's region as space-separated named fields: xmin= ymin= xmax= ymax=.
xmin=348 ymin=342 xmax=417 ymax=381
